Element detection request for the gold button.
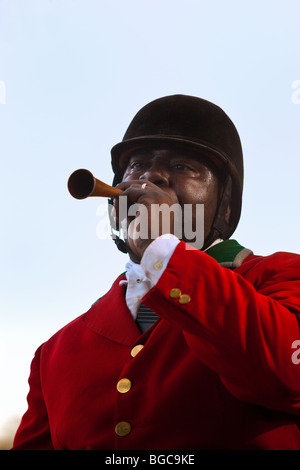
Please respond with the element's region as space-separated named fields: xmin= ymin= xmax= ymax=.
xmin=115 ymin=421 xmax=131 ymax=437
xmin=179 ymin=294 xmax=191 ymax=304
xmin=131 ymin=344 xmax=144 ymax=357
xmin=116 ymin=378 xmax=132 ymax=394
xmin=154 ymin=261 xmax=163 ymax=270
xmin=169 ymin=288 xmax=182 ymax=299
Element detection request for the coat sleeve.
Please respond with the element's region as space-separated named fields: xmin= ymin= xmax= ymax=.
xmin=12 ymin=345 xmax=54 ymax=450
xmin=142 ymin=241 xmax=300 ymax=416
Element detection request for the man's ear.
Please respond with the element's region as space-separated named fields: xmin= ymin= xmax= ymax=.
xmin=225 ymin=205 xmax=231 ymax=224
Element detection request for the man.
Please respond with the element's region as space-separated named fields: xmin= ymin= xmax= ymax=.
xmin=12 ymin=95 xmax=300 ymax=450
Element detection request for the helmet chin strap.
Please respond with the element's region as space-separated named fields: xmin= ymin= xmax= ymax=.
xmin=202 ymin=175 xmax=232 ymax=250
xmin=108 ymin=199 xmax=138 ymax=258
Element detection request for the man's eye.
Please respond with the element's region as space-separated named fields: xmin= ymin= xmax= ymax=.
xmin=172 ymin=163 xmax=193 ymax=171
xmin=129 ymin=161 xmax=145 ymax=170
xmin=173 ymin=163 xmax=185 ymax=169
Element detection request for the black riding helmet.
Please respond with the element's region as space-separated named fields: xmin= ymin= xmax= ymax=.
xmin=110 ymin=94 xmax=243 ymax=251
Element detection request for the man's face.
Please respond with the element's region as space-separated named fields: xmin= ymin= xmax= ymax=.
xmin=119 ymin=147 xmax=221 ymax=247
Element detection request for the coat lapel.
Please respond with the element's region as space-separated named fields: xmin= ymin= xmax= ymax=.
xmin=82 ymin=274 xmax=141 ymax=346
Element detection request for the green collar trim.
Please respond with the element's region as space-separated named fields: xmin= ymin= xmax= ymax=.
xmin=205 ymin=239 xmax=253 ymax=269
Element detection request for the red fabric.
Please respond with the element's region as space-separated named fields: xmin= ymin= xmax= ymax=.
xmin=12 ymin=243 xmax=300 ymax=449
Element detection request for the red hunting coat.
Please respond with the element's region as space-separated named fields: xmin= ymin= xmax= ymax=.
xmin=12 ymin=240 xmax=300 ymax=450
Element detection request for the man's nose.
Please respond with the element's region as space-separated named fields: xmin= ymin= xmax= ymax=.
xmin=139 ymin=165 xmax=170 ymax=187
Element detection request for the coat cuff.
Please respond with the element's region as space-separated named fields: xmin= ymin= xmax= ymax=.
xmin=140 ymin=234 xmax=180 ymax=286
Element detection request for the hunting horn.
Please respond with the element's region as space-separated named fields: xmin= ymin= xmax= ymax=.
xmin=68 ymin=169 xmax=123 ymax=199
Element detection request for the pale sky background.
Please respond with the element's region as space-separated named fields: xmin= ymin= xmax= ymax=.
xmin=1 ymin=0 xmax=300 ymax=443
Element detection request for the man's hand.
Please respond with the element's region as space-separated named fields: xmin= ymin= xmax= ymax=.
xmin=113 ymin=180 xmax=179 ymax=260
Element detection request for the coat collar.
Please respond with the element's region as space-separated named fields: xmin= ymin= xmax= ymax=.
xmin=205 ymin=239 xmax=253 ymax=268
